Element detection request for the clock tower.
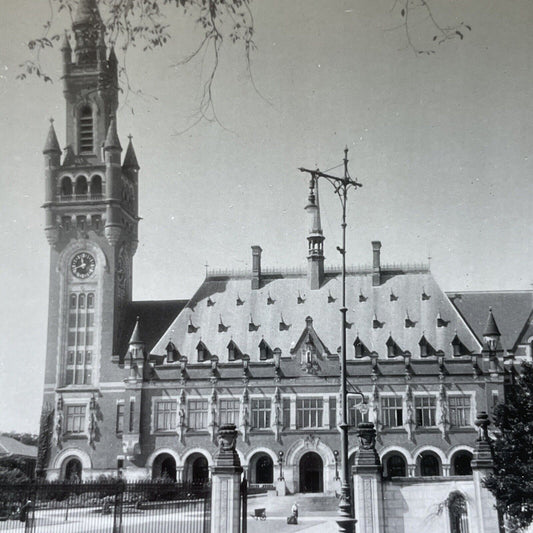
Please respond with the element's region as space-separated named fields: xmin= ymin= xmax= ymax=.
xmin=41 ymin=0 xmax=140 ymax=478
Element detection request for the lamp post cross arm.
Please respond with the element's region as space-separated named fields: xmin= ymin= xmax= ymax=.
xmin=298 ymin=167 xmax=362 ymax=189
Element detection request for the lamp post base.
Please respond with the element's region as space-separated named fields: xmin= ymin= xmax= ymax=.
xmin=336 ymin=517 xmax=357 ymax=533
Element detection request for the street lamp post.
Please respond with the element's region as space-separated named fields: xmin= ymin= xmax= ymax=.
xmin=278 ymin=451 xmax=284 ymax=481
xmin=299 ymin=148 xmax=362 ymax=533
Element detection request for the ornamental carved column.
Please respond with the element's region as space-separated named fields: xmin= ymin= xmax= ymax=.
xmin=438 ymin=382 xmax=450 ymax=440
xmin=352 ymin=422 xmax=384 ymax=533
xmin=404 ymin=384 xmax=415 ymax=442
xmin=239 ymin=387 xmax=250 ymax=443
xmin=211 ymin=424 xmax=243 ymax=533
xmin=209 ymin=388 xmax=218 ymax=444
xmin=177 ymin=389 xmax=186 ymax=444
xmin=471 ymin=412 xmax=501 ymax=533
xmin=272 ymin=387 xmax=282 ymax=443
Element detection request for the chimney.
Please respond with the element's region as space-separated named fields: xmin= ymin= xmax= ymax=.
xmin=372 ymin=241 xmax=381 ymax=286
xmin=251 ymin=246 xmax=262 ymax=289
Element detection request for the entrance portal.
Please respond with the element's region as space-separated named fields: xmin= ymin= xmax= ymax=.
xmin=299 ymin=452 xmax=323 ymax=493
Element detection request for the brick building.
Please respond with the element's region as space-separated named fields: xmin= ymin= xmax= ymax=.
xmin=40 ymin=2 xmax=531 ymax=529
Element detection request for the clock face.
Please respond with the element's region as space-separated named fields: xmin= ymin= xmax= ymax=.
xmin=71 ymin=252 xmax=96 ymax=279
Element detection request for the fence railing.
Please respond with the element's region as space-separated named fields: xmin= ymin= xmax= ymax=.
xmin=0 ymin=480 xmax=211 ymax=533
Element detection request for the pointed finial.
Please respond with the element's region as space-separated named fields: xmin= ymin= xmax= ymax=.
xmin=43 ymin=120 xmax=61 ymax=154
xmin=104 ymin=117 xmax=122 ymax=151
xmin=484 ymin=307 xmax=501 ymax=338
xmin=123 ymin=134 xmax=139 ymax=169
xmin=129 ymin=316 xmax=144 ymax=345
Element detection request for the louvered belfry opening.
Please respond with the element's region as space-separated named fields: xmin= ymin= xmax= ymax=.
xmin=79 ymin=106 xmax=94 ymax=153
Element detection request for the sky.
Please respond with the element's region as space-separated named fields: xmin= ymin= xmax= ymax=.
xmin=0 ymin=0 xmax=531 ymax=433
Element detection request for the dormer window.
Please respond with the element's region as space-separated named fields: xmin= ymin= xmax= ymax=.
xmin=386 ymin=336 xmax=403 ymax=358
xmin=419 ymin=335 xmax=436 ymax=357
xmin=451 ymin=335 xmax=470 ymax=357
xmin=354 ymin=336 xmax=370 ymax=358
xmin=79 ymin=106 xmax=94 ymax=153
xmin=227 ymin=340 xmax=242 ymax=362
xmin=196 ymin=341 xmax=211 ymax=362
xmin=259 ymin=339 xmax=273 ymax=361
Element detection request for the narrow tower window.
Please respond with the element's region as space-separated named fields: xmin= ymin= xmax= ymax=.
xmin=79 ymin=106 xmax=94 ymax=153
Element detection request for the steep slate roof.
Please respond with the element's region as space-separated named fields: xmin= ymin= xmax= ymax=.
xmin=152 ymin=267 xmax=481 ymax=361
xmin=0 ymin=436 xmax=37 ymax=459
xmin=448 ymin=291 xmax=533 ymax=351
xmin=118 ymin=300 xmax=188 ymax=356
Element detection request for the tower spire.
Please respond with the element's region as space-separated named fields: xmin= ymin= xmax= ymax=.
xmin=305 ymin=176 xmax=325 ymax=289
xmin=72 ymin=0 xmax=104 ymax=65
xmin=123 ymin=135 xmax=139 ymax=169
xmin=43 ymin=119 xmax=61 ymax=154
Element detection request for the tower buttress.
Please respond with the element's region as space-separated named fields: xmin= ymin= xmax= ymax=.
xmin=104 ymin=118 xmax=123 ymax=247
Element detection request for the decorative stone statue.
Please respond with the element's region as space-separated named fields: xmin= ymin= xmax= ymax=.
xmin=404 ymin=384 xmax=415 ymax=442
xmin=438 ymin=383 xmax=450 ymax=439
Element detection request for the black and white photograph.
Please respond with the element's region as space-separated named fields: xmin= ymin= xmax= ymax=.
xmin=0 ymin=1 xmax=532 ymax=532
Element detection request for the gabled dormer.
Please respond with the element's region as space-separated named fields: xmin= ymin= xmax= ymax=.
xmin=290 ymin=316 xmax=330 ymax=359
xmin=354 ymin=336 xmax=371 ymax=358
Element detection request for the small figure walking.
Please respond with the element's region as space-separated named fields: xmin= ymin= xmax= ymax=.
xmin=287 ymin=502 xmax=299 ymax=525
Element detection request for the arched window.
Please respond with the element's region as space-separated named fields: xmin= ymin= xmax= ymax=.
xmin=385 ymin=454 xmax=407 ymax=478
xmin=451 ymin=451 xmax=473 ymax=476
xmin=64 ymin=458 xmax=82 ymax=481
xmin=61 ymin=177 xmax=73 ymax=197
xmin=79 ymin=106 xmax=93 ymax=153
xmin=448 ymin=492 xmax=470 ymax=533
xmin=419 ymin=452 xmax=441 ymax=476
xmin=90 ymin=175 xmax=102 ymax=197
xmin=75 ymin=176 xmax=88 ymax=196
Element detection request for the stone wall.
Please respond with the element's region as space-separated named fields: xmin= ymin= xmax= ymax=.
xmin=382 ymin=476 xmax=481 ymax=533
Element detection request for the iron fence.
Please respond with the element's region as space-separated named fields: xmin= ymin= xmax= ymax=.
xmin=0 ymin=480 xmax=211 ymax=533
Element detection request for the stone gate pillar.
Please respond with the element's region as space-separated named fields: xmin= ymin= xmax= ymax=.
xmin=352 ymin=422 xmax=384 ymax=533
xmin=211 ymin=424 xmax=243 ymax=533
xmin=471 ymin=412 xmax=502 ymax=533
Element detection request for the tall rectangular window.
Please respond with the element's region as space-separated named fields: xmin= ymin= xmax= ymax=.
xmin=129 ymin=399 xmax=135 ymax=432
xmin=296 ymin=398 xmax=323 ymax=429
xmin=329 ymin=397 xmax=337 ymax=429
xmin=155 ymin=400 xmax=177 ymax=431
xmin=65 ymin=291 xmax=95 ymax=386
xmin=282 ymin=398 xmax=291 ymax=429
xmin=188 ymin=399 xmax=208 ymax=430
xmin=219 ymin=399 xmax=240 ymax=425
xmin=65 ymin=405 xmax=86 ymax=434
xmin=348 ymin=396 xmax=369 ymax=428
xmin=415 ymin=396 xmax=436 ymax=427
xmin=116 ymin=403 xmax=124 ymax=433
xmin=251 ymin=399 xmax=271 ymax=429
xmin=381 ymin=396 xmax=403 ymax=428
xmin=449 ymin=396 xmax=471 ymax=427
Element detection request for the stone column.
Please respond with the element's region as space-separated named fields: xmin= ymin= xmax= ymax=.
xmin=211 ymin=424 xmax=243 ymax=533
xmin=352 ymin=422 xmax=384 ymax=533
xmin=471 ymin=412 xmax=502 ymax=533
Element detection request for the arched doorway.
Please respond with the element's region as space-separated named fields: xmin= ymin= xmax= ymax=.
xmin=63 ymin=458 xmax=82 ymax=481
xmin=152 ymin=453 xmax=177 ymax=481
xmin=451 ymin=451 xmax=473 ymax=476
xmin=249 ymin=453 xmax=274 ymax=484
xmin=184 ymin=453 xmax=209 ymax=483
xmin=299 ymin=452 xmax=323 ymax=493
xmin=448 ymin=492 xmax=470 ymax=533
